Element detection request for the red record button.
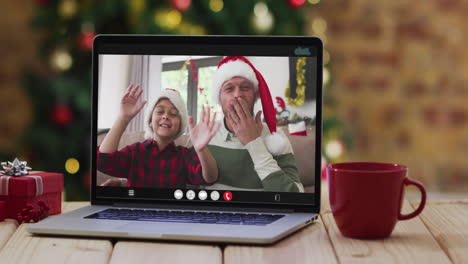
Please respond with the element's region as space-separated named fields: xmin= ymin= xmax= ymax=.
xmin=223 ymin=191 xmax=233 ymax=201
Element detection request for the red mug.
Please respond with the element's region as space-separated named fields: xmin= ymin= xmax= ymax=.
xmin=326 ymin=162 xmax=426 ymax=239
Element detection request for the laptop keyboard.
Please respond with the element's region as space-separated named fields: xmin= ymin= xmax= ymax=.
xmin=84 ymin=208 xmax=284 ymax=226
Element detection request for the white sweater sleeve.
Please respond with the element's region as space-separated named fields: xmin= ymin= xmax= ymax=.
xmin=245 ymin=137 xmax=281 ymax=180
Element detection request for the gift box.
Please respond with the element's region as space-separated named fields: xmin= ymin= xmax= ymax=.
xmin=0 ymin=201 xmax=5 ymax=221
xmin=0 ymin=172 xmax=63 ymax=219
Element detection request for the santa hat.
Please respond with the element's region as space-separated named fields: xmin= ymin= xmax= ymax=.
xmin=212 ymin=56 xmax=278 ymax=133
xmin=144 ymin=88 xmax=188 ymax=140
xmin=212 ymin=56 xmax=287 ymax=155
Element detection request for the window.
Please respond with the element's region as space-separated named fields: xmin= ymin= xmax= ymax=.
xmin=161 ymin=69 xmax=189 ymax=106
xmin=161 ymin=57 xmax=222 ymax=123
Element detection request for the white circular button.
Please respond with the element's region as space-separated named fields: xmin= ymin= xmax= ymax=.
xmin=210 ymin=191 xmax=220 ymax=201
xmin=174 ymin=189 xmax=183 ymax=200
xmin=198 ymin=190 xmax=207 ymax=200
xmin=186 ymin=190 xmax=196 ymax=200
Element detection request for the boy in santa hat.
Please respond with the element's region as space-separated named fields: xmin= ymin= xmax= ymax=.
xmin=97 ymin=85 xmax=220 ymax=188
xmin=206 ymin=56 xmax=304 ymax=192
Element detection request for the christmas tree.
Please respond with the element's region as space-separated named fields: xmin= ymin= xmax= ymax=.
xmin=2 ymin=0 xmax=346 ymax=200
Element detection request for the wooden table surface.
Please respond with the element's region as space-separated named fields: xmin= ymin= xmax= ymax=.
xmin=0 ymin=186 xmax=467 ymax=264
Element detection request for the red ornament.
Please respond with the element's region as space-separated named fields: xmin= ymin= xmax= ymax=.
xmin=78 ymin=31 xmax=96 ymax=51
xmin=287 ymin=0 xmax=306 ymax=9
xmin=170 ymin=0 xmax=192 ymax=11
xmin=51 ymin=103 xmax=74 ymax=127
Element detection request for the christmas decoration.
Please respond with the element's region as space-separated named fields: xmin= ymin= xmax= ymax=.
xmin=50 ymin=49 xmax=73 ymax=72
xmin=288 ymin=120 xmax=307 ymax=136
xmin=311 ymin=17 xmax=327 ymax=35
xmin=188 ymin=59 xmax=198 ymax=88
xmin=287 ymin=0 xmax=306 ymax=9
xmin=276 ymin=96 xmax=286 ymax=110
xmin=50 ymin=103 xmax=74 ymax=127
xmin=252 ymin=2 xmax=274 ymax=34
xmin=275 ymin=96 xmax=314 ymax=127
xmin=170 ymin=0 xmax=192 ymax=11
xmin=209 ymin=0 xmax=224 ymax=12
xmin=1 ymin=158 xmax=32 ymax=177
xmin=0 ymin=201 xmax=5 ymax=221
xmin=154 ymin=9 xmax=182 ymax=30
xmin=58 ymin=0 xmax=78 ymax=18
xmin=285 ymin=57 xmax=306 ymax=106
xmin=275 ymin=97 xmax=291 ymax=126
xmin=16 ymin=200 xmax=50 ymax=224
xmin=0 ymin=171 xmax=63 ymax=218
xmin=65 ymin=158 xmax=80 ymax=174
xmin=78 ymin=31 xmax=96 ymax=51
xmin=325 ymin=139 xmax=345 ymax=159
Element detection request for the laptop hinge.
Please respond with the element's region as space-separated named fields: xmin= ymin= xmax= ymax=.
xmin=112 ymin=203 xmax=295 ymax=214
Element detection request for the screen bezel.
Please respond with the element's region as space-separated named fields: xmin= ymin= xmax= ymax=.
xmin=91 ymin=35 xmax=322 ymax=213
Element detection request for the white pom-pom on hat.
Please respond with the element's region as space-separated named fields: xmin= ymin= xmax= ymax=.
xmin=263 ymin=132 xmax=288 ymax=156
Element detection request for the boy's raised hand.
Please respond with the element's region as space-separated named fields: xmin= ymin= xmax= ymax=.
xmin=189 ymin=104 xmax=221 ymax=152
xmin=120 ymin=84 xmax=147 ymax=121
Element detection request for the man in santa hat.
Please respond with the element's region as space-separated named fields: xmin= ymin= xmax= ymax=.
xmin=206 ymin=56 xmax=303 ymax=192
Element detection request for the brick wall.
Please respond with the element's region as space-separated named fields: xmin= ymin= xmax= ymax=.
xmin=308 ymin=0 xmax=468 ymax=192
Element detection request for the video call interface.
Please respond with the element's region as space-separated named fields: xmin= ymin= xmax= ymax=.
xmin=96 ymin=53 xmax=319 ymax=204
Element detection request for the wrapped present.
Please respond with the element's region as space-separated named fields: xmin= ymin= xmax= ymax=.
xmin=0 ymin=159 xmax=63 ymax=219
xmin=0 ymin=201 xmax=5 ymax=221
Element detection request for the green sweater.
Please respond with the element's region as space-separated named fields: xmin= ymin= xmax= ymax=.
xmin=205 ymin=123 xmax=303 ymax=192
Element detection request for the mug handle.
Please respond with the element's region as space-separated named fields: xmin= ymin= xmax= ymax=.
xmin=398 ymin=177 xmax=427 ymax=220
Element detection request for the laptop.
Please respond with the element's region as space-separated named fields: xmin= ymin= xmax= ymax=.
xmin=28 ymin=35 xmax=323 ymax=244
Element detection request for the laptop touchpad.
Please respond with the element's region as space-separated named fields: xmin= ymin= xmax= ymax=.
xmin=119 ymin=222 xmax=189 ymax=234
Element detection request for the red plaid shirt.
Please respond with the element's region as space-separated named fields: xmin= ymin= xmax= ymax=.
xmin=96 ymin=140 xmax=206 ymax=188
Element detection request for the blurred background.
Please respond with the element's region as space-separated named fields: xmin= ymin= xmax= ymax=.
xmin=1 ymin=0 xmax=467 ymax=200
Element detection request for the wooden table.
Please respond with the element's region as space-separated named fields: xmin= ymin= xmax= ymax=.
xmin=1 ymin=187 xmax=467 ymax=263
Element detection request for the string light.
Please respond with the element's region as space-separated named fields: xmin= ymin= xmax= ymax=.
xmin=254 ymin=2 xmax=268 ymax=16
xmin=324 ymin=50 xmax=330 ymax=65
xmin=252 ymin=2 xmax=274 ymax=33
xmin=50 ymin=49 xmax=72 ymax=72
xmin=154 ymin=9 xmax=182 ymax=30
xmin=65 ymin=158 xmax=80 ymax=174
xmin=308 ymin=0 xmax=320 ymax=4
xmin=312 ymin=17 xmax=327 ymax=35
xmin=59 ymin=0 xmax=77 ymax=18
xmin=323 ymin=67 xmax=330 ymax=86
xmin=209 ymin=0 xmax=223 ymax=12
xmin=189 ymin=25 xmax=206 ymax=35
xmin=325 ymin=140 xmax=344 ymax=159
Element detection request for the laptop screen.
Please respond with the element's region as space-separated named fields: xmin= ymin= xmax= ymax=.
xmin=92 ymin=36 xmax=322 ymax=210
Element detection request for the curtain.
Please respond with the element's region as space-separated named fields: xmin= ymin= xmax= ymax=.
xmin=126 ymin=55 xmax=150 ymax=132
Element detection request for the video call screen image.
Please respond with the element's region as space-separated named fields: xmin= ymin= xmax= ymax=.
xmin=96 ymin=54 xmax=318 ymax=199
